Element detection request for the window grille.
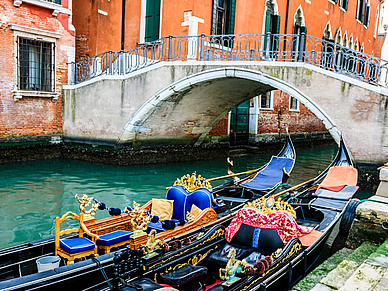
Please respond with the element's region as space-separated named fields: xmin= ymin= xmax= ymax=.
xmin=17 ymin=37 xmax=55 ymax=92
xmin=339 ymin=0 xmax=348 ymax=11
xmin=260 ymin=92 xmax=272 ymax=109
xmin=46 ymin=0 xmax=61 ymax=4
xmin=290 ymin=97 xmax=299 ymax=110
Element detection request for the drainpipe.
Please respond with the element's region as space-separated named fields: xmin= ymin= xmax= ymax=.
xmin=283 ymin=0 xmax=290 ymax=51
xmin=121 ymin=0 xmax=125 ymax=50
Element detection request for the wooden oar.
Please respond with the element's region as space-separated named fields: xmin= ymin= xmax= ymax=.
xmin=273 ymin=177 xmax=317 ymax=198
xmin=206 ymin=168 xmax=261 ymax=182
xmin=165 ymin=168 xmax=261 ymax=190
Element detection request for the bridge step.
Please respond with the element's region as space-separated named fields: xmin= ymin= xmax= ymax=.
xmin=291 ymin=241 xmax=377 ymax=291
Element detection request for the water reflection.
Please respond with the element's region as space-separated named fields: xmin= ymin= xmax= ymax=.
xmin=0 ymin=144 xmax=371 ymax=250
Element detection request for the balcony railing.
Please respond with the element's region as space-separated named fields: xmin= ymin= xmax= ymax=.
xmin=71 ymin=33 xmax=388 ymax=89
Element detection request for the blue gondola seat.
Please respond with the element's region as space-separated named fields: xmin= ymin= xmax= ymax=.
xmin=96 ymin=230 xmax=133 ymax=254
xmin=166 ymin=186 xmax=213 ymax=221
xmin=55 ymin=212 xmax=99 ymax=265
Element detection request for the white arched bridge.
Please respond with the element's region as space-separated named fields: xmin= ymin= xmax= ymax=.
xmin=63 ymin=33 xmax=388 ymax=165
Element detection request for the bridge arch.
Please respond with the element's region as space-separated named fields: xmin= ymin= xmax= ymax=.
xmin=118 ymin=67 xmax=340 ymax=145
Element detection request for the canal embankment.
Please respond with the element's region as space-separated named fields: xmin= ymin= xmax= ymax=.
xmin=0 ymin=131 xmax=379 ymax=191
xmin=293 ymin=164 xmax=388 ymax=291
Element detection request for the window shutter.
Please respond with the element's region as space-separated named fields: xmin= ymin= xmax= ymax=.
xmin=145 ymin=0 xmax=160 ymax=42
xmin=264 ymin=11 xmax=271 ymax=33
xmin=344 ymin=0 xmax=348 ymax=11
xmin=272 ymin=15 xmax=280 ymax=54
xmin=226 ymin=0 xmax=236 ymax=35
xmin=364 ymin=5 xmax=370 ymax=26
xmin=211 ymin=0 xmax=218 ymax=34
xmin=300 ymin=26 xmax=307 ymax=52
xmin=263 ymin=11 xmax=272 ymax=53
xmin=272 ymin=15 xmax=280 ymax=34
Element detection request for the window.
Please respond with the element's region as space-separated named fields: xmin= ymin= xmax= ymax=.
xmin=357 ymin=0 xmax=370 ymax=26
xmin=211 ymin=0 xmax=236 ymax=35
xmin=144 ymin=0 xmax=161 ymax=42
xmin=215 ymin=0 xmax=226 ymax=35
xmin=374 ymin=7 xmax=379 ymax=37
xmin=259 ymin=92 xmax=273 ymax=110
xmin=17 ymin=37 xmax=54 ymax=92
xmin=339 ymin=0 xmax=348 ymax=11
xmin=289 ymin=96 xmax=299 ymax=111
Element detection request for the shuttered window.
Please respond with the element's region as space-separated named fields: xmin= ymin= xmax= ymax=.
xmin=144 ymin=0 xmax=161 ymax=42
xmin=211 ymin=0 xmax=236 ymax=35
xmin=339 ymin=0 xmax=348 ymax=11
xmin=17 ymin=37 xmax=55 ymax=92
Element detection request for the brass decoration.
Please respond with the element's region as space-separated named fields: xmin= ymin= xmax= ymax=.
xmin=75 ymin=194 xmax=98 ymax=220
xmin=124 ymin=201 xmax=151 ymax=238
xmin=148 ymin=228 xmax=225 ymax=270
xmin=186 ymin=211 xmax=194 ymax=221
xmin=195 ymin=232 xmax=204 ymax=240
xmin=245 ymin=196 xmax=296 ymax=218
xmin=219 ymin=248 xmax=247 ymax=285
xmin=273 ymin=248 xmax=283 ymax=259
xmin=172 ymin=172 xmax=212 ymax=192
xmin=143 ymin=230 xmax=164 ymax=258
xmin=157 ymin=245 xmax=220 ymax=278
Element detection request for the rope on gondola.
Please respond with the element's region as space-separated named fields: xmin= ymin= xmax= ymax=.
xmin=92 ymin=198 xmax=184 ymax=230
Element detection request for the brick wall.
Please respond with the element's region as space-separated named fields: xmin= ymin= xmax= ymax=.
xmin=0 ymin=1 xmax=75 ymax=141
xmin=209 ymin=90 xmax=327 ymax=136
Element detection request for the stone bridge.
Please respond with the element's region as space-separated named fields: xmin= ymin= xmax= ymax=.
xmin=63 ymin=34 xmax=388 ymax=166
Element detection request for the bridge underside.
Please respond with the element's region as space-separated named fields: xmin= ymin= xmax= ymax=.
xmin=63 ymin=62 xmax=388 ymax=165
xmin=127 ymin=77 xmax=273 ymax=146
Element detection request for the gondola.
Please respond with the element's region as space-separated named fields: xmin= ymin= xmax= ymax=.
xmin=97 ymin=137 xmax=360 ymax=291
xmin=212 ymin=130 xmax=296 ymax=198
xmin=0 ymin=134 xmax=295 ymax=291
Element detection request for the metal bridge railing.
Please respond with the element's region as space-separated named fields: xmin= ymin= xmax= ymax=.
xmin=71 ymin=33 xmax=388 ymax=88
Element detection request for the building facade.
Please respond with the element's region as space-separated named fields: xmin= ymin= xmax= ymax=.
xmin=74 ymin=0 xmax=382 ymax=60
xmin=71 ymin=0 xmax=382 ymax=145
xmin=0 ymin=0 xmax=75 ymax=142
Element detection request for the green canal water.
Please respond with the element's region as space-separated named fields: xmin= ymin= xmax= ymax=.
xmin=0 ymin=144 xmax=372 ymax=250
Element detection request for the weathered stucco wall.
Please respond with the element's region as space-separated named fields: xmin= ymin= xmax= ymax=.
xmin=63 ymin=62 xmax=388 ymax=165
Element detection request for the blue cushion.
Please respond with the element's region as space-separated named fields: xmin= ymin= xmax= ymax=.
xmin=60 ymin=237 xmax=95 ymax=254
xmin=241 ymin=156 xmax=295 ymax=191
xmin=147 ymin=221 xmax=165 ymax=233
xmin=96 ymin=230 xmax=132 ymax=246
xmin=166 ymin=186 xmax=213 ymax=220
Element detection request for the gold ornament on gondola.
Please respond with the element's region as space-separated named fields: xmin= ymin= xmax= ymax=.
xmin=75 ymin=194 xmax=99 ymax=221
xmin=124 ymin=201 xmax=151 ymax=238
xmin=245 ymin=196 xmax=296 ymax=218
xmin=172 ymin=172 xmax=212 ymax=192
xmin=143 ymin=229 xmax=164 ymax=258
xmin=219 ymin=248 xmax=247 ymax=285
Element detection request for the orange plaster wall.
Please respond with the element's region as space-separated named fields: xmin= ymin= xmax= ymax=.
xmin=73 ymin=0 xmax=382 ymax=58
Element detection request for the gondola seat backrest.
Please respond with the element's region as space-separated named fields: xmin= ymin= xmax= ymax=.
xmin=166 ymin=186 xmax=213 ymax=221
xmin=225 ymin=208 xmax=313 ymax=253
xmin=55 ymin=211 xmax=99 ymax=264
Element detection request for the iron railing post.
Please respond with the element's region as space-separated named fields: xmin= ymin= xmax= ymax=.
xmin=120 ymin=50 xmax=124 ymax=75
xmin=168 ymin=35 xmax=173 ymax=61
xmin=298 ymin=32 xmax=305 ymax=62
xmin=69 ymin=62 xmax=75 ymax=85
xmin=265 ymin=32 xmax=271 ymax=61
xmin=200 ymin=34 xmax=205 ymax=61
xmin=109 ymin=51 xmax=113 ymax=75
